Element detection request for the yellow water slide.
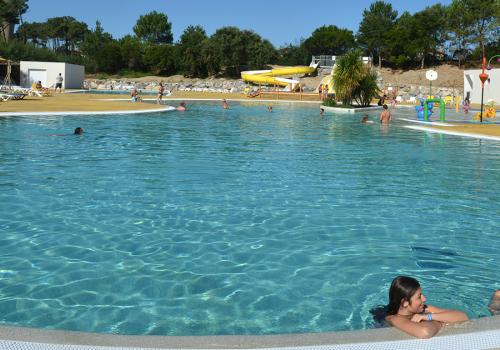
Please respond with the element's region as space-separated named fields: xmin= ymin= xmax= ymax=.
xmin=241 ymin=63 xmax=318 ymax=91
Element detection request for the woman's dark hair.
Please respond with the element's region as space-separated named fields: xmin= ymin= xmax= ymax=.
xmin=386 ymin=276 xmax=421 ymax=315
xmin=370 ymin=276 xmax=421 ymax=326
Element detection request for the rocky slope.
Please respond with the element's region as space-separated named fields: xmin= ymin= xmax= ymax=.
xmin=85 ymin=64 xmax=465 ymax=99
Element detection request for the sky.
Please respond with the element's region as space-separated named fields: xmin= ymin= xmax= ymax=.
xmin=22 ymin=0 xmax=452 ymax=47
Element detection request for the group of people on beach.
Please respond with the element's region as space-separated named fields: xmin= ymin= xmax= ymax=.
xmin=130 ymin=84 xmax=187 ymax=110
xmin=31 ymin=73 xmax=64 ymax=93
xmin=318 ymin=84 xmax=329 ymax=100
xmin=374 ymin=276 xmax=499 ymax=339
xmin=129 ymin=83 xmax=167 ymax=104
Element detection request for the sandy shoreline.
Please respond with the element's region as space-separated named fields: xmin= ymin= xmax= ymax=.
xmin=0 ymin=91 xmax=321 ymax=113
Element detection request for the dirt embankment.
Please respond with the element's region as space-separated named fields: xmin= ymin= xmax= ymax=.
xmin=376 ymin=64 xmax=464 ymax=89
xmin=301 ymin=64 xmax=464 ymax=90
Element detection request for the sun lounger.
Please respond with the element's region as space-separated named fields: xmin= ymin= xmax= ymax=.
xmin=29 ymin=86 xmax=52 ymax=96
xmin=0 ymin=92 xmax=27 ymax=101
xmin=28 ymin=89 xmax=52 ymax=97
xmin=0 ymin=93 xmax=13 ymax=101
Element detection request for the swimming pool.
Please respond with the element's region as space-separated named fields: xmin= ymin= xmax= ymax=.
xmin=0 ymin=102 xmax=499 ymax=336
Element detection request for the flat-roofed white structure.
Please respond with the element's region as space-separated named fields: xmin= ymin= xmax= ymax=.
xmin=20 ymin=61 xmax=84 ymax=89
xmin=464 ymin=68 xmax=499 ymax=105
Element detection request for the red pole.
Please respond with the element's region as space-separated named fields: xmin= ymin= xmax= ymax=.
xmin=479 ymin=56 xmax=489 ymax=123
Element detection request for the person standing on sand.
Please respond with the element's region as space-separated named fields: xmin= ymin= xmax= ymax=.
xmin=323 ymin=85 xmax=328 ymax=100
xmin=157 ymin=83 xmax=164 ymax=104
xmin=380 ymin=104 xmax=391 ymax=124
xmin=462 ymin=97 xmax=470 ymax=114
xmin=378 ymin=94 xmax=387 ymax=106
xmin=55 ymin=73 xmax=63 ymax=93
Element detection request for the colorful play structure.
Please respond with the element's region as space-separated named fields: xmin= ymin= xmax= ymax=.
xmin=473 ymin=103 xmax=497 ymax=120
xmin=415 ymin=98 xmax=446 ymax=122
xmin=241 ymin=62 xmax=319 ymax=92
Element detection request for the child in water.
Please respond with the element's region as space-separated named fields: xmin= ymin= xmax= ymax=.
xmin=361 ymin=115 xmax=374 ymax=124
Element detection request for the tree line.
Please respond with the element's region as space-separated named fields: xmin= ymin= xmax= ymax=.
xmin=0 ymin=0 xmax=498 ymax=78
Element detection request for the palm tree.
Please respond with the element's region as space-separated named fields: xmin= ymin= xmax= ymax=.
xmin=353 ymin=70 xmax=380 ymax=107
xmin=332 ymin=49 xmax=365 ymax=106
xmin=333 ymin=49 xmax=380 ymax=106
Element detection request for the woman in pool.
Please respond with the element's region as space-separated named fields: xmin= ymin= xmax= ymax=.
xmin=489 ymin=290 xmax=500 ymax=315
xmin=385 ymin=276 xmax=468 ymax=338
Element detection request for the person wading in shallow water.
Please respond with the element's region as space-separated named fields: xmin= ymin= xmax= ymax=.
xmin=176 ymin=102 xmax=186 ymax=111
xmin=380 ymin=104 xmax=391 ymax=124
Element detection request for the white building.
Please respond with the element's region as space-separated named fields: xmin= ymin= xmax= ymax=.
xmin=464 ymin=68 xmax=500 ymax=105
xmin=20 ymin=61 xmax=84 ymax=89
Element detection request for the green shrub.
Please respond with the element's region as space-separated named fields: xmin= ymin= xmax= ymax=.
xmin=322 ymin=97 xmax=337 ymax=107
xmin=353 ymin=70 xmax=380 ymax=107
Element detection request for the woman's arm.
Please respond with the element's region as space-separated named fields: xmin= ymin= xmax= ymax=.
xmin=386 ymin=315 xmax=442 ymax=339
xmin=426 ymin=305 xmax=469 ymax=323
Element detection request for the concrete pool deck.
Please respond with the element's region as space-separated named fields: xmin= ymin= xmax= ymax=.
xmin=1 ymin=315 xmax=500 ymax=350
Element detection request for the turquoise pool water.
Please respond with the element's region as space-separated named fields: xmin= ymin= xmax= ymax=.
xmin=0 ymin=102 xmax=499 ymax=336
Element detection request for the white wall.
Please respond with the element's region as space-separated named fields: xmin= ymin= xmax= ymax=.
xmin=464 ymin=68 xmax=500 ymax=105
xmin=64 ymin=63 xmax=84 ymax=89
xmin=20 ymin=61 xmax=84 ymax=89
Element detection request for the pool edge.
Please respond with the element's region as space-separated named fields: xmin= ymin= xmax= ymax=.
xmin=1 ymin=315 xmax=499 ymax=349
